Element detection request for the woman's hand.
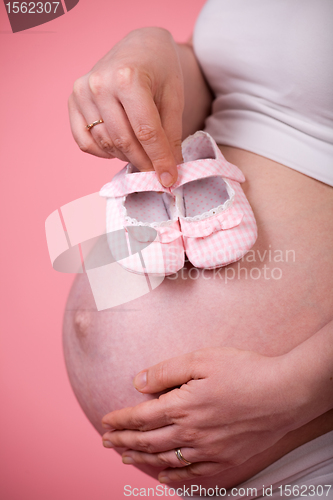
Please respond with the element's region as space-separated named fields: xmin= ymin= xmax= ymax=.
xmin=68 ymin=27 xmax=184 ymax=187
xmin=101 ymin=347 xmax=304 ymax=483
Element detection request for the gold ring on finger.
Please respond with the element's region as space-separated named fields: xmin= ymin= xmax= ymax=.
xmin=175 ymin=448 xmax=192 ymax=465
xmin=86 ymin=119 xmax=104 ymax=131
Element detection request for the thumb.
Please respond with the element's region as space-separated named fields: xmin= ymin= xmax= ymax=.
xmin=133 ymin=351 xmax=201 ymax=393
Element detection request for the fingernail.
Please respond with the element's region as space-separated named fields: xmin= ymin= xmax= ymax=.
xmin=122 ymin=456 xmax=135 ymax=464
xmin=134 ymin=371 xmax=147 ymax=390
xmin=102 ymin=440 xmax=113 ymax=448
xmin=160 ymin=172 xmax=173 ymax=187
xmin=158 ymin=474 xmax=171 ymax=484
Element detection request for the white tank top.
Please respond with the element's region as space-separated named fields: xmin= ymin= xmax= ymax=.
xmin=193 ymin=0 xmax=333 ymax=186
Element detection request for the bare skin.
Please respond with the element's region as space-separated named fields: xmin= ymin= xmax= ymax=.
xmin=63 ymin=146 xmax=333 ymax=489
xmin=65 ymin=26 xmax=333 ymax=491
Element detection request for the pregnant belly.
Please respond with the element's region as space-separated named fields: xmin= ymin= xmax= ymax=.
xmin=62 ymin=147 xmax=333 ymax=489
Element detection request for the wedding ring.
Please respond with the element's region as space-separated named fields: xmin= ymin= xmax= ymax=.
xmin=86 ymin=119 xmax=104 ymax=131
xmin=175 ymin=448 xmax=192 ymax=466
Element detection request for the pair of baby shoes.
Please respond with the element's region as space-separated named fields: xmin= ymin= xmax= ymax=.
xmin=100 ymin=131 xmax=257 ymax=276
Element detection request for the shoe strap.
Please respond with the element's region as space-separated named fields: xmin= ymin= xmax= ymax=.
xmin=179 ymin=206 xmax=244 ymax=238
xmin=172 ymin=158 xmax=245 ymax=189
xmin=100 ymin=168 xmax=170 ymax=198
xmin=100 ymin=155 xmax=245 ymax=199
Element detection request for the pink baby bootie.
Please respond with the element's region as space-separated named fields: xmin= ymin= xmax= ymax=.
xmin=172 ymin=131 xmax=257 ymax=269
xmin=100 ymin=163 xmax=184 ymax=276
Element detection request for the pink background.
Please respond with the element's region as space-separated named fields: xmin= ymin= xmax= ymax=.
xmin=0 ymin=1 xmax=206 ymax=499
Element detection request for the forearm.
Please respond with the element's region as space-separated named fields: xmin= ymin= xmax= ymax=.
xmin=177 ymin=42 xmax=214 ymax=139
xmin=281 ymin=318 xmax=333 ymax=430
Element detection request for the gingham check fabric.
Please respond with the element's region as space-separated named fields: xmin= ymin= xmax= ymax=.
xmin=180 ymin=179 xmax=257 ymax=268
xmin=180 ymin=208 xmax=244 ymax=238
xmin=174 ymin=131 xmax=258 ymax=268
xmin=100 ymin=169 xmax=171 ymax=198
xmin=103 ymin=180 xmax=184 ymax=276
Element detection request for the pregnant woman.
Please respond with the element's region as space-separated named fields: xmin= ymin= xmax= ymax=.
xmin=64 ymin=0 xmax=333 ymax=497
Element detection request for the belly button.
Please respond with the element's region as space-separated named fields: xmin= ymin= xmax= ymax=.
xmin=74 ymin=310 xmax=91 ymax=338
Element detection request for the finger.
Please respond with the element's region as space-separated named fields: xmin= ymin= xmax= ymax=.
xmin=122 ymin=447 xmax=198 ymax=468
xmin=159 ymin=86 xmax=183 ymax=165
xmin=68 ymin=94 xmax=112 ymax=159
xmin=133 ymin=350 xmax=204 ymax=393
xmin=89 ymin=121 xmax=128 ymax=162
xmin=96 ymin=97 xmax=155 ymax=171
xmin=102 ymin=426 xmax=179 ymax=454
xmin=158 ymin=462 xmax=224 ymax=483
xmin=73 ymin=93 xmax=132 ymax=162
xmin=117 ymin=75 xmax=179 ymax=186
xmin=101 ymin=397 xmax=173 ymax=431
